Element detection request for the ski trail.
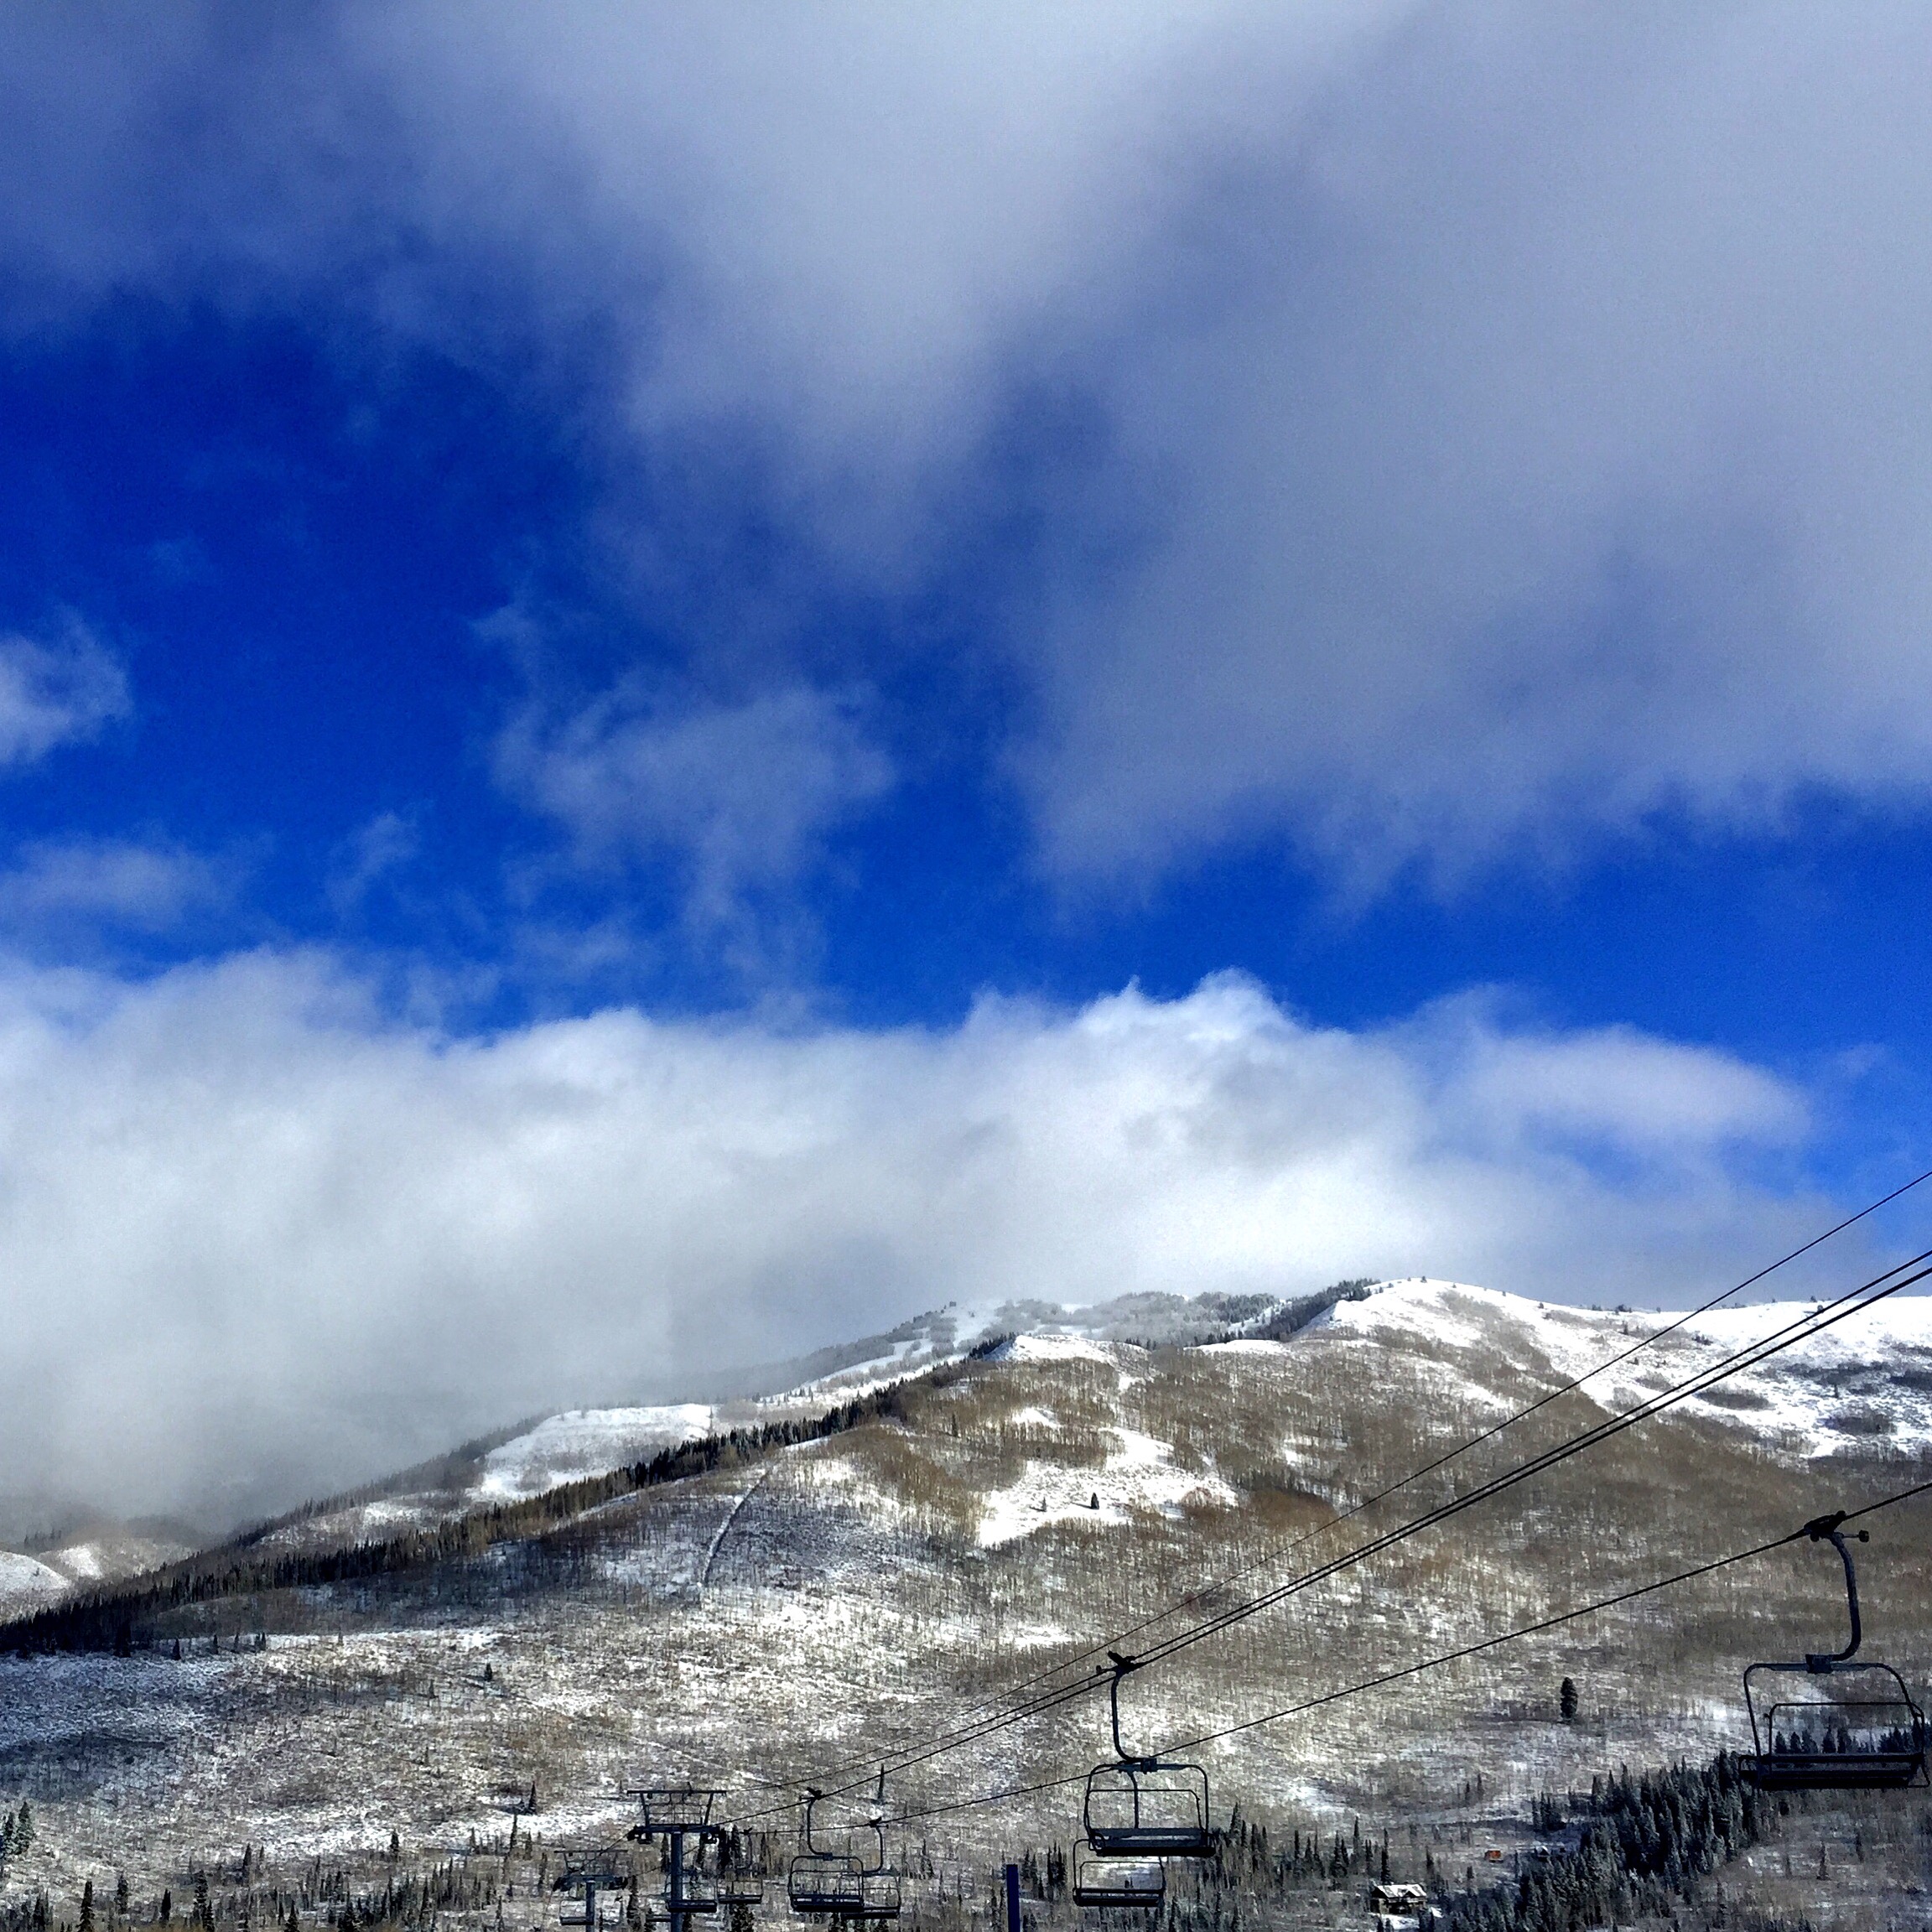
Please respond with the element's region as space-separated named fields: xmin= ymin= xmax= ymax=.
xmin=699 ymin=1469 xmax=772 ymax=1589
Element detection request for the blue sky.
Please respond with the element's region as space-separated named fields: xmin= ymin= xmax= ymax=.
xmin=3 ymin=3 xmax=1930 ymax=1523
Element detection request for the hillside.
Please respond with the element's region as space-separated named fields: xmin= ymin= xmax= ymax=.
xmin=0 ymin=1278 xmax=1928 ymax=1932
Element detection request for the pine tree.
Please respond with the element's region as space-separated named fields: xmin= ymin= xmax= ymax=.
xmin=116 ymin=1875 xmax=128 ymax=1917
xmin=80 ymin=1880 xmax=95 ymax=1932
xmin=1560 ymin=1678 xmax=1579 ymax=1724
xmin=160 ymin=1893 xmax=171 ymax=1924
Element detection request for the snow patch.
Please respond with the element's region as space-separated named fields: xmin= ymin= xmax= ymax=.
xmin=475 ymin=1404 xmax=717 ymax=1501
xmin=977 ymin=1426 xmax=1236 ymax=1547
xmin=1007 ymin=1333 xmax=1115 ymax=1367
xmin=1311 ymin=1277 xmax=1932 ymax=1458
xmin=0 ymin=1550 xmax=67 ymax=1609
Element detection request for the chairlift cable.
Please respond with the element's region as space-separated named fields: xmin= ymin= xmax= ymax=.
xmin=723 ymin=1249 xmax=1932 ymax=1826
xmin=1119 ymin=1255 xmax=1932 ymax=1674
xmin=760 ymin=1174 xmax=1932 ymax=1808
xmin=879 ymin=1473 xmax=1932 ymax=1831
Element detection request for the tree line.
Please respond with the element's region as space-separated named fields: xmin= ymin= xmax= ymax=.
xmin=0 ymin=1377 xmax=937 ymax=1654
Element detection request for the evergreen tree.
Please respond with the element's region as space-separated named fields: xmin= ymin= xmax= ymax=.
xmin=1560 ymin=1678 xmax=1579 ymax=1724
xmin=80 ymin=1881 xmax=94 ymax=1932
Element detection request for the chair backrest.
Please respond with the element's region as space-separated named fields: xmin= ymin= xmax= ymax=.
xmin=1745 ymin=1661 xmax=1927 ymax=1756
xmin=1084 ymin=1760 xmax=1212 ymax=1845
xmin=789 ymin=1852 xmax=865 ymax=1914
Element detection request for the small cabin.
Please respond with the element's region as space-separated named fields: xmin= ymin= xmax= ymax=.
xmin=1372 ymin=1885 xmax=1429 ymax=1912
xmin=1371 ymin=1883 xmax=1432 ymax=1932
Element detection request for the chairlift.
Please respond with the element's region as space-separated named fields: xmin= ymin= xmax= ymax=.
xmin=659 ymin=1878 xmax=719 ymax=1919
xmin=1742 ymin=1512 xmax=1929 ymax=1791
xmin=1083 ymin=1654 xmax=1218 ymax=1858
xmin=787 ymin=1791 xmax=902 ymax=1920
xmin=631 ymin=1789 xmax=723 ymax=1836
xmin=1070 ymin=1841 xmax=1165 ymax=1911
xmin=554 ymin=1850 xmax=634 ymax=1929
xmin=715 ymin=1875 xmax=767 ymax=1909
xmin=787 ymin=1857 xmax=901 ymax=1921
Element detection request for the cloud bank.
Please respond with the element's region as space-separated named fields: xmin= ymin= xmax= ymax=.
xmin=0 ymin=953 xmax=1829 ymax=1528
xmin=12 ymin=5 xmax=1932 ymax=898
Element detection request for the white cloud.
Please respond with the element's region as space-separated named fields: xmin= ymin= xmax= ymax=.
xmin=325 ymin=811 xmax=421 ymax=917
xmin=1010 ymin=6 xmax=1932 ymax=883
xmin=0 ymin=837 xmax=234 ymax=939
xmin=0 ymin=626 xmax=128 ymax=768
xmin=408 ymin=4 xmax=1932 ymax=886
xmin=498 ymin=683 xmax=893 ymax=933
xmin=0 ymin=952 xmax=1840 ymax=1527
xmin=11 ymin=8 xmax=1932 ymax=887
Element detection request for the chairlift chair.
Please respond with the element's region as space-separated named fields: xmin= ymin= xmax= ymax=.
xmin=715 ymin=1875 xmax=766 ymax=1909
xmin=659 ymin=1879 xmax=719 ymax=1919
xmin=1083 ymin=1655 xmax=1218 ymax=1859
xmin=788 ymin=1792 xmax=901 ymax=1921
xmin=554 ymin=1850 xmax=634 ymax=1931
xmin=1070 ymin=1841 xmax=1165 ymax=1911
xmin=787 ymin=1857 xmax=901 ymax=1920
xmin=788 ymin=1852 xmax=864 ymax=1918
xmin=1742 ymin=1513 xmax=1929 ymax=1791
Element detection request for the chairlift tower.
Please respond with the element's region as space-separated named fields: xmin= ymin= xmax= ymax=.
xmin=555 ymin=1849 xmax=633 ymax=1932
xmin=628 ymin=1788 xmax=732 ymax=1932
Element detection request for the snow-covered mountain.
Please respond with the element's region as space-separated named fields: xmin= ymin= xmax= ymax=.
xmin=18 ymin=1277 xmax=1929 ymax=1590
xmin=2 ymin=1272 xmax=1928 ymax=1932
xmin=395 ymin=1277 xmax=1932 ymax=1523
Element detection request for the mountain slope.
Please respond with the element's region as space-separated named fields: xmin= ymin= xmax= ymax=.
xmin=0 ymin=1278 xmax=1928 ymax=1932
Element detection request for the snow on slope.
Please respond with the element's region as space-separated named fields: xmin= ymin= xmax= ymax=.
xmin=475 ymin=1404 xmax=718 ymax=1501
xmin=0 ymin=1550 xmax=67 ymax=1613
xmin=460 ymin=1277 xmax=1932 ymax=1519
xmin=1312 ymin=1277 xmax=1932 ymax=1455
xmin=978 ymin=1424 xmax=1238 ymax=1547
xmin=464 ymin=1305 xmax=1113 ymax=1508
